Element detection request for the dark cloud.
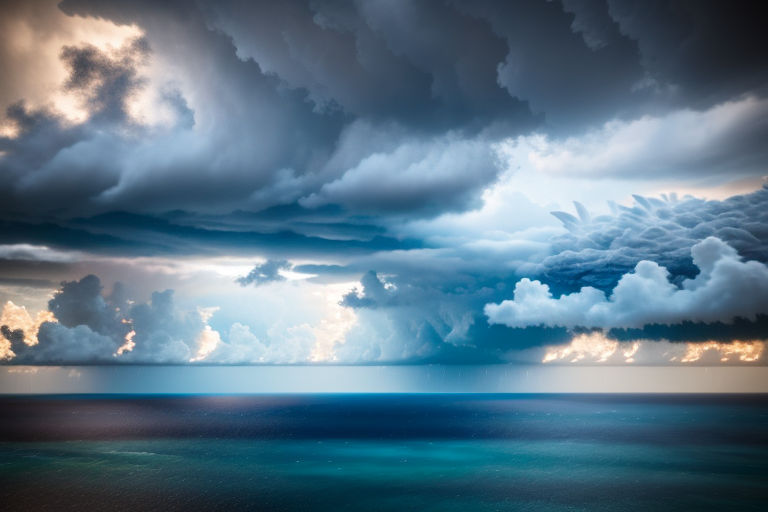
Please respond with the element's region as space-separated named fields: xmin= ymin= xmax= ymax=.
xmin=15 ymin=323 xmax=118 ymax=364
xmin=609 ymin=315 xmax=768 ymax=343
xmin=237 ymin=260 xmax=292 ymax=287
xmin=48 ymin=274 xmax=126 ymax=337
xmin=60 ymin=37 xmax=149 ymax=123
xmin=337 ymin=270 xmax=570 ymax=363
xmin=457 ymin=0 xmax=646 ymax=131
xmin=40 ymin=0 xmax=526 ymax=218
xmin=607 ymin=0 xmax=768 ymax=106
xmin=0 ymin=0 xmax=765 ymax=221
xmin=0 ymin=210 xmax=425 ymax=259
xmin=202 ymin=0 xmax=539 ymax=136
xmin=540 ymin=185 xmax=768 ymax=293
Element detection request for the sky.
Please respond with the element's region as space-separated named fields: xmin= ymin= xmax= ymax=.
xmin=1 ymin=0 xmax=768 ymax=391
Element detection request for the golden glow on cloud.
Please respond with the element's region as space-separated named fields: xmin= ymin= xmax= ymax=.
xmin=0 ymin=301 xmax=56 ymax=346
xmin=0 ymin=301 xmax=57 ymax=359
xmin=0 ymin=121 xmax=20 ymax=139
xmin=679 ymin=341 xmax=764 ymax=363
xmin=1 ymin=2 xmax=144 ymax=125
xmin=543 ymin=332 xmax=766 ymax=365
xmin=542 ymin=331 xmax=622 ymax=363
xmin=190 ymin=307 xmax=223 ymax=362
xmin=191 ymin=326 xmax=223 ymax=362
xmin=115 ymin=318 xmax=135 ymax=356
xmin=622 ymin=341 xmax=641 ymax=363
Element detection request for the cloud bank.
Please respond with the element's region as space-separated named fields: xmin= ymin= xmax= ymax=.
xmin=486 ymin=237 xmax=768 ymax=329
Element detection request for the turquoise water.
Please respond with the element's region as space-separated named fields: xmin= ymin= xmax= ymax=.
xmin=1 ymin=395 xmax=767 ymax=510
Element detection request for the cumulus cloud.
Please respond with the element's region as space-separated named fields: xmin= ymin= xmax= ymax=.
xmin=1 ymin=272 xmax=362 ymax=365
xmin=486 ymin=237 xmax=768 ymax=330
xmin=0 ymin=274 xmax=221 ymax=364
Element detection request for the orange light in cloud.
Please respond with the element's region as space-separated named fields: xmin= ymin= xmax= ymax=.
xmin=1 ymin=2 xmax=144 ymax=126
xmin=680 ymin=341 xmax=764 ymax=363
xmin=190 ymin=307 xmax=223 ymax=362
xmin=0 ymin=301 xmax=57 ymax=359
xmin=542 ymin=331 xmax=620 ymax=363
xmin=0 ymin=301 xmax=56 ymax=346
xmin=542 ymin=332 xmax=766 ymax=365
xmin=115 ymin=318 xmax=136 ymax=356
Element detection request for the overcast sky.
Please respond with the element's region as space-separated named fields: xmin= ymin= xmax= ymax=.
xmin=1 ymin=0 xmax=768 ymax=384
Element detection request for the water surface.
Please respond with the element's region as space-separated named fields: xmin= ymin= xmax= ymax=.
xmin=1 ymin=394 xmax=766 ymax=511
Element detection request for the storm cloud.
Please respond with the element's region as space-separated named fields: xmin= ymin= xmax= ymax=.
xmin=1 ymin=0 xmax=766 ymax=220
xmin=1 ymin=1 xmax=767 ymax=365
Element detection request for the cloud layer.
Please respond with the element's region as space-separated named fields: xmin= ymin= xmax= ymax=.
xmin=1 ymin=1 xmax=767 ymax=366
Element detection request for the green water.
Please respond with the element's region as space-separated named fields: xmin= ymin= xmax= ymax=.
xmin=1 ymin=395 xmax=767 ymax=510
xmin=2 ymin=438 xmax=766 ymax=510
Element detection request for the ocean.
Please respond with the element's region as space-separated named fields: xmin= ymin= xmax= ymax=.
xmin=1 ymin=394 xmax=766 ymax=511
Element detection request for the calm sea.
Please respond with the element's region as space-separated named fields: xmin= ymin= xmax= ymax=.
xmin=1 ymin=394 xmax=766 ymax=511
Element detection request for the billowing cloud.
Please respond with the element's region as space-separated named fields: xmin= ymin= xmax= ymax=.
xmin=486 ymin=237 xmax=768 ymax=329
xmin=2 ymin=0 xmax=765 ymax=221
xmin=537 ymin=185 xmax=768 ymax=292
xmin=1 ymin=275 xmax=214 ymax=363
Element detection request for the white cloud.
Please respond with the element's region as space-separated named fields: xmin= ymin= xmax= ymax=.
xmin=499 ymin=95 xmax=768 ymax=181
xmin=0 ymin=244 xmax=80 ymax=262
xmin=485 ymin=237 xmax=768 ymax=329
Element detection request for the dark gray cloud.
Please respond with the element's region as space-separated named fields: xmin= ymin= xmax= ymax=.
xmin=607 ymin=0 xmax=768 ymax=106
xmin=0 ymin=210 xmax=425 ymax=259
xmin=336 ymin=269 xmax=570 ymax=363
xmin=237 ymin=260 xmax=292 ymax=287
xmin=539 ymin=185 xmax=768 ymax=293
xmin=60 ymin=37 xmax=149 ymax=123
xmin=0 ymin=0 xmax=762 ymax=221
xmin=1 ymin=0 xmax=539 ymax=219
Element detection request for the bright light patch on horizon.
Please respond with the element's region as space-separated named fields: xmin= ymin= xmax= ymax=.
xmin=543 ymin=333 xmax=766 ymax=365
xmin=542 ymin=331 xmax=624 ymax=363
xmin=679 ymin=341 xmax=764 ymax=363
